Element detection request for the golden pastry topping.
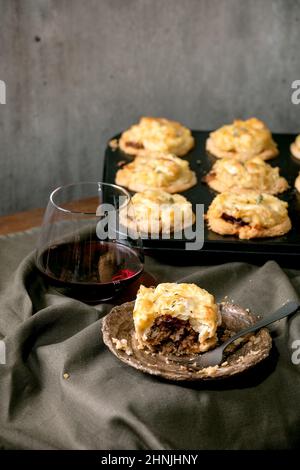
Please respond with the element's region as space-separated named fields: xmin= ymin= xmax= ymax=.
xmin=115 ymin=152 xmax=197 ymax=193
xmin=119 ymin=117 xmax=194 ymax=157
xmin=133 ymin=283 xmax=219 ymax=351
xmin=205 ymin=156 xmax=288 ymax=194
xmin=207 ymin=191 xmax=289 ymax=229
xmin=126 ymin=189 xmax=194 ymax=234
xmin=206 ymin=118 xmax=278 ymax=160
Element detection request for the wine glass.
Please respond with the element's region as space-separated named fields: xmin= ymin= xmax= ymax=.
xmin=36 ymin=182 xmax=144 ymax=303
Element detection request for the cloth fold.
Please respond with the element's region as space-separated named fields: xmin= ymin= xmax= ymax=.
xmin=0 ymin=228 xmax=300 ymax=449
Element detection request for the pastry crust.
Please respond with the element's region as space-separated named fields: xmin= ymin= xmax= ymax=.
xmin=207 ymin=215 xmax=291 ymax=239
xmin=206 ymin=118 xmax=278 ymax=161
xmin=133 ymin=283 xmax=220 ymax=353
xmin=295 ymin=172 xmax=300 ymax=193
xmin=115 ymin=152 xmax=197 ymax=193
xmin=290 ymin=135 xmax=300 ymax=159
xmin=203 ymin=157 xmax=288 ymax=195
xmin=206 ymin=191 xmax=291 ymax=239
xmin=119 ymin=117 xmax=195 ymax=157
xmin=121 ymin=189 xmax=195 ymax=235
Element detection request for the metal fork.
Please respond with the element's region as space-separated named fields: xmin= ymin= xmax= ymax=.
xmin=169 ymin=300 xmax=299 ymax=370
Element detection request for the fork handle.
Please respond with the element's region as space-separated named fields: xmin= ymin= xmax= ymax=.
xmin=222 ymin=300 xmax=299 ymax=352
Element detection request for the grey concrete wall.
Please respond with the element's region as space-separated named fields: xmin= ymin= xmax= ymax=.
xmin=0 ymin=0 xmax=300 ymax=216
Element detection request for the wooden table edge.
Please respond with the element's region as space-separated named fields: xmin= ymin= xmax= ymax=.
xmin=0 ymin=207 xmax=44 ymax=235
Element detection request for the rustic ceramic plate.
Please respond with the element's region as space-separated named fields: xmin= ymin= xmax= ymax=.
xmin=102 ymin=301 xmax=272 ymax=381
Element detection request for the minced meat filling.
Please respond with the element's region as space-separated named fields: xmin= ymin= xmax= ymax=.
xmin=126 ymin=141 xmax=144 ymax=149
xmin=146 ymin=314 xmax=203 ymax=355
xmin=221 ymin=213 xmax=248 ymax=226
xmin=202 ymin=172 xmax=216 ymax=183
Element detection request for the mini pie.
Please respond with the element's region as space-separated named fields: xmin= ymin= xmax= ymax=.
xmin=295 ymin=172 xmax=300 ymax=193
xmin=119 ymin=117 xmax=195 ymax=157
xmin=203 ymin=156 xmax=288 ymax=195
xmin=115 ymin=152 xmax=197 ymax=193
xmin=206 ymin=118 xmax=278 ymax=161
xmin=206 ymin=191 xmax=291 ymax=239
xmin=290 ymin=135 xmax=300 ymax=159
xmin=121 ymin=189 xmax=195 ymax=235
xmin=133 ymin=283 xmax=220 ymax=355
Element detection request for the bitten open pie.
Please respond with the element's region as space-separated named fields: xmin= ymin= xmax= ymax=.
xmin=115 ymin=152 xmax=197 ymax=193
xmin=206 ymin=118 xmax=278 ymax=161
xmin=121 ymin=189 xmax=195 ymax=235
xmin=119 ymin=117 xmax=195 ymax=157
xmin=290 ymin=135 xmax=300 ymax=160
xmin=203 ymin=157 xmax=288 ymax=195
xmin=133 ymin=283 xmax=220 ymax=355
xmin=206 ymin=191 xmax=291 ymax=239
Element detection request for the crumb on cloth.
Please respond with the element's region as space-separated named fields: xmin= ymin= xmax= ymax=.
xmin=112 ymin=337 xmax=132 ymax=356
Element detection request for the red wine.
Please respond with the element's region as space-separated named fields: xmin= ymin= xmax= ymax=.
xmin=36 ymin=240 xmax=144 ymax=302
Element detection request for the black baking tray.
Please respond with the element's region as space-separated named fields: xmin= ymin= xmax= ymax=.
xmin=104 ymin=131 xmax=300 ymax=266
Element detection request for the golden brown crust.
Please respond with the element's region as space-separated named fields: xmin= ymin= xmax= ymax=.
xmin=116 ymin=175 xmax=197 ymax=194
xmin=207 ymin=216 xmax=291 ymax=240
xmin=115 ymin=152 xmax=197 ymax=193
xmin=206 ymin=191 xmax=291 ymax=240
xmin=119 ymin=117 xmax=195 ymax=157
xmin=206 ymin=118 xmax=278 ymax=161
xmin=205 ymin=175 xmax=288 ymax=195
xmin=203 ymin=157 xmax=288 ymax=195
xmin=120 ymin=189 xmax=195 ymax=235
xmin=206 ymin=137 xmax=278 ymax=161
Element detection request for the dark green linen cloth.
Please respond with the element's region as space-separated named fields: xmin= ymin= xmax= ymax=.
xmin=0 ymin=228 xmax=300 ymax=449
